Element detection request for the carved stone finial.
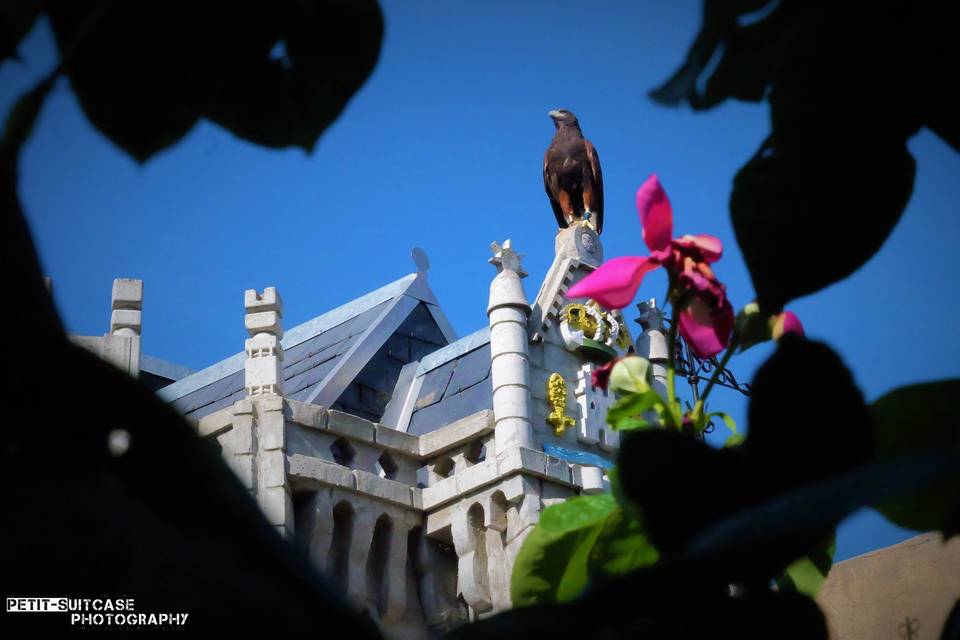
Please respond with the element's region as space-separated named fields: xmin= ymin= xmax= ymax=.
xmin=110 ymin=278 xmax=143 ymax=336
xmin=244 ymin=286 xmax=284 ymax=397
xmin=636 ymin=298 xmax=663 ymax=332
xmin=489 ymin=239 xmax=527 ymax=278
xmin=412 ymin=247 xmax=430 ymax=274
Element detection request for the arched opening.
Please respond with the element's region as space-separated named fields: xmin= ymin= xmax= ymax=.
xmin=490 ymin=491 xmax=508 ymax=546
xmin=366 ymin=513 xmax=393 ymax=618
xmin=467 ymin=503 xmax=490 ymax=606
xmin=328 ymin=501 xmax=354 ymax=592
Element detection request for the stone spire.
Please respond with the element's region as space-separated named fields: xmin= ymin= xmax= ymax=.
xmin=487 ymin=240 xmax=533 ymax=455
xmin=635 ymin=298 xmax=669 ymax=399
xmin=244 ymin=287 xmax=284 ymax=397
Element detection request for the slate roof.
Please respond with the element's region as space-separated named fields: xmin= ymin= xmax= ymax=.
xmin=393 ymin=328 xmax=494 ymax=436
xmin=158 ymin=273 xmax=456 ymax=421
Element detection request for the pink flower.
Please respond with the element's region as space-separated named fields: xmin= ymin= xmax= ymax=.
xmin=771 ymin=311 xmax=804 ymax=340
xmin=590 ymin=358 xmax=619 ymax=391
xmin=567 ymin=174 xmax=734 ymax=358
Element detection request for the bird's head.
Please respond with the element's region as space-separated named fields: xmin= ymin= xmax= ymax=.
xmin=548 ymin=109 xmax=579 ymax=129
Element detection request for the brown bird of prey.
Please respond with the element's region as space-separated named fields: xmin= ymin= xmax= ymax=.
xmin=544 ymin=109 xmax=604 ymax=234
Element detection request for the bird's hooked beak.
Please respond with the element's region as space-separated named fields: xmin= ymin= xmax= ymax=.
xmin=548 ymin=109 xmax=564 ymax=120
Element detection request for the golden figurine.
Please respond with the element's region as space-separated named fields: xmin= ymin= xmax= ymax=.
xmin=546 ymin=372 xmax=575 ymax=436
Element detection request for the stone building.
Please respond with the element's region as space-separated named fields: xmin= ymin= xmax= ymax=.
xmin=72 ymin=224 xmax=643 ymax=639
xmin=68 ymin=224 xmax=960 ymax=639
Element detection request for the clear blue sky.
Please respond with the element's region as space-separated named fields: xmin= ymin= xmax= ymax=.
xmin=3 ymin=1 xmax=958 ymax=562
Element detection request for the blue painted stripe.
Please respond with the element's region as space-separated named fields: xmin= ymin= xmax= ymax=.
xmin=542 ymin=444 xmax=615 ymax=469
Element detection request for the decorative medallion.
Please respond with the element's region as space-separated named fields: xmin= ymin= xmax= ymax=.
xmin=546 ymin=373 xmax=575 ymax=436
xmin=558 ymin=300 xmax=632 ymax=362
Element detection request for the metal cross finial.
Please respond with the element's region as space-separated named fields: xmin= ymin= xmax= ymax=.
xmin=489 ymin=239 xmax=528 ymax=277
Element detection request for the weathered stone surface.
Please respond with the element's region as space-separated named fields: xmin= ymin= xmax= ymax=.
xmin=496 ymin=446 xmax=546 ymax=477
xmin=375 ymin=424 xmax=420 ymax=456
xmin=817 ymin=533 xmax=960 ymax=640
xmin=421 ymin=477 xmax=458 ymax=509
xmin=455 ymin=460 xmax=499 ymax=494
xmin=418 ymin=410 xmax=494 ymax=456
xmin=259 ymin=449 xmax=287 ymax=488
xmin=244 ymin=286 xmax=282 ymax=313
xmin=111 ymin=278 xmax=143 ymax=309
xmin=256 ymin=394 xmax=284 ymax=412
xmin=233 ymin=398 xmax=254 ymax=415
xmin=328 ymin=409 xmax=376 ymax=442
xmin=572 ymin=465 xmax=605 ymax=494
xmin=543 ymin=454 xmax=571 ymax=484
xmin=287 ymin=454 xmax=356 ymax=489
xmin=228 ymin=454 xmax=255 ymax=490
xmin=354 ymin=469 xmax=413 ymax=506
xmin=499 ymin=474 xmax=539 ymax=504
xmin=258 ymin=415 xmax=285 ymax=451
xmin=285 ymin=400 xmax=327 ymax=429
xmin=541 ymin=481 xmax=575 ymax=506
xmin=109 ymin=309 xmax=142 ymax=334
xmin=198 ymin=407 xmax=232 ymax=437
xmin=257 ymin=486 xmax=290 ymax=526
xmin=245 ymin=310 xmax=283 ymax=337
xmin=232 ymin=415 xmax=254 ymax=455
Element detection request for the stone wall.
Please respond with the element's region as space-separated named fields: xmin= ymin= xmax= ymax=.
xmin=817 ymin=532 xmax=960 ymax=639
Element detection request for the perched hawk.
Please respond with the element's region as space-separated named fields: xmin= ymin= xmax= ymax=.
xmin=543 ymin=109 xmax=604 ymax=234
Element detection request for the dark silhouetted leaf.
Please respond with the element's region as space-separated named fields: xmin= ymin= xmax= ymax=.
xmin=871 ymin=380 xmax=960 ymax=533
xmin=454 ymin=554 xmax=828 ymax=640
xmin=746 ymin=336 xmax=873 ymax=482
xmin=0 ymin=0 xmax=40 ymax=63
xmin=46 ymin=1 xmax=383 ymax=162
xmin=652 ymin=2 xmax=960 ymax=306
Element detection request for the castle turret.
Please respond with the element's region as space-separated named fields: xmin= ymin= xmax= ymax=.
xmin=487 ymin=240 xmax=533 ymax=455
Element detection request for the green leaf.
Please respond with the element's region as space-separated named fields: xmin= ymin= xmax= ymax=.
xmin=609 ymin=356 xmax=652 ymax=394
xmin=723 ymin=433 xmax=745 ymax=448
xmin=511 ymin=494 xmax=617 ymax=606
xmin=707 ymin=411 xmax=738 ymax=435
xmin=775 ymin=532 xmax=836 ymax=597
xmin=871 ymin=380 xmax=960 ymax=533
xmin=606 ymin=390 xmax=664 ymax=431
xmin=588 ymin=508 xmax=659 ymax=577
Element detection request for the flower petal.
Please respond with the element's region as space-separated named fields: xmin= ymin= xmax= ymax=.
xmin=566 ymin=256 xmax=659 ymax=309
xmin=674 ymin=234 xmax=723 ymax=263
xmin=678 ymin=298 xmax=734 ymax=358
xmin=772 ymin=310 xmax=805 ymax=340
xmin=636 ymin=174 xmax=674 ymax=253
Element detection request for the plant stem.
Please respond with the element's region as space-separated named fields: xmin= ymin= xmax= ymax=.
xmin=696 ymin=338 xmax=739 ymax=411
xmin=666 ymin=294 xmax=682 ymax=427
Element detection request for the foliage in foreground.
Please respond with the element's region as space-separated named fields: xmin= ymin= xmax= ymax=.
xmin=1 ymin=1 xmax=959 ymax=638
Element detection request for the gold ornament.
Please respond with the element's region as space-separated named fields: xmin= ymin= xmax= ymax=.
xmin=546 ymin=372 xmax=575 ymax=436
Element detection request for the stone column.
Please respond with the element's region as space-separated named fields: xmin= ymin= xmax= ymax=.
xmin=102 ymin=278 xmax=142 ymax=376
xmin=635 ymin=299 xmax=669 ymax=400
xmin=381 ymin=516 xmax=412 ymax=624
xmin=244 ymin=287 xmax=284 ymax=396
xmin=487 ymin=240 xmax=533 ymax=455
xmin=243 ymin=287 xmax=292 ymax=536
